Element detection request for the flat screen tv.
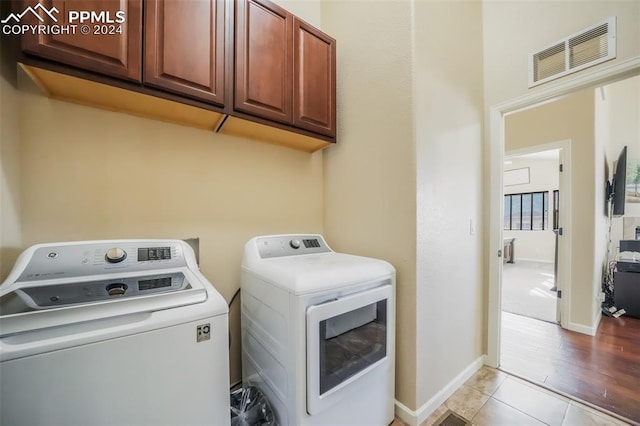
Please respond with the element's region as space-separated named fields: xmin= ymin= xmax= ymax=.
xmin=610 ymin=145 xmax=627 ymax=217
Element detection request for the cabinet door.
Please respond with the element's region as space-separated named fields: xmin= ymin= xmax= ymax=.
xmin=144 ymin=0 xmax=225 ymax=106
xmin=293 ymin=18 xmax=336 ymax=137
xmin=235 ymin=0 xmax=293 ymax=124
xmin=20 ymin=0 xmax=142 ymax=82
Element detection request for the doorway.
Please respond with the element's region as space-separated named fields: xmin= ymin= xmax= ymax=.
xmin=487 ymin=60 xmax=640 ymax=369
xmin=487 ymin=61 xmax=640 ymax=422
xmin=502 ymin=148 xmax=562 ymax=325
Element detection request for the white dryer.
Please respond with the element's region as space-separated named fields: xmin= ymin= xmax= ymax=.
xmin=0 ymin=239 xmax=230 ymax=426
xmin=241 ymin=234 xmax=395 ymax=426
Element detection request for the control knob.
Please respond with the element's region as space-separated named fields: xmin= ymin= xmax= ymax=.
xmin=106 ymin=283 xmax=128 ymax=296
xmin=289 ymin=239 xmax=301 ymax=249
xmin=105 ymin=248 xmax=127 ymax=263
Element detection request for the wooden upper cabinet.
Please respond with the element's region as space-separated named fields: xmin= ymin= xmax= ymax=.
xmin=20 ymin=0 xmax=142 ymax=82
xmin=293 ymin=18 xmax=336 ymax=138
xmin=234 ymin=0 xmax=293 ymax=124
xmin=144 ymin=0 xmax=225 ymax=106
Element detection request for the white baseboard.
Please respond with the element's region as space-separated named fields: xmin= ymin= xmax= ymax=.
xmin=394 ymin=400 xmax=420 ymax=426
xmin=593 ymin=308 xmax=602 ymax=333
xmin=568 ymin=310 xmax=601 ymax=336
xmin=510 ymin=258 xmax=554 ymax=264
xmin=394 ymin=355 xmax=486 ymax=426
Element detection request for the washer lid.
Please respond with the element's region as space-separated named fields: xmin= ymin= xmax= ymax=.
xmin=243 ymin=252 xmax=395 ymax=295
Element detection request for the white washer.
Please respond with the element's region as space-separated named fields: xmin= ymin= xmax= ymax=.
xmin=0 ymin=239 xmax=230 ymax=426
xmin=241 ymin=234 xmax=395 ymax=426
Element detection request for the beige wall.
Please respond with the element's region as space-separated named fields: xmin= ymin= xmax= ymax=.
xmin=505 ymin=90 xmax=597 ymax=328
xmin=413 ymin=0 xmax=485 ymax=409
xmin=503 ymin=158 xmax=559 ymax=263
xmin=276 ymin=0 xmax=320 ymax=27
xmin=321 ymin=0 xmax=418 ymax=409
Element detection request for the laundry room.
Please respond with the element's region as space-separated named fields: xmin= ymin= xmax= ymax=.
xmin=0 ymin=0 xmax=420 ymax=417
xmin=3 ymin=1 xmax=640 ymax=426
xmin=0 ymin=0 xmax=333 ymax=396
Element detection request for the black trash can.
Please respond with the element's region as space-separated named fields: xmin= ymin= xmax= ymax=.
xmin=230 ymin=386 xmax=275 ymax=426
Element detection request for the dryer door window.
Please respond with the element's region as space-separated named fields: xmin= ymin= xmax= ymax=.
xmin=319 ymin=300 xmax=386 ymax=394
xmin=306 ymin=284 xmax=392 ymax=415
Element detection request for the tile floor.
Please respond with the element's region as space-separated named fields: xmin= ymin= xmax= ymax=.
xmin=392 ymin=367 xmax=632 ymax=426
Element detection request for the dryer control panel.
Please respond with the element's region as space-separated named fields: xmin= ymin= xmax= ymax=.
xmin=257 ymin=235 xmax=331 ymax=258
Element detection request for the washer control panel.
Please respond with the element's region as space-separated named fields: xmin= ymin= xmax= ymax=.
xmin=257 ymin=235 xmax=330 ymax=259
xmin=16 ymin=241 xmax=188 ymax=283
xmin=16 ymin=272 xmax=188 ymax=310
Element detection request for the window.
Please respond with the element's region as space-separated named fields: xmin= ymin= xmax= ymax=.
xmin=504 ymin=191 xmax=549 ymax=230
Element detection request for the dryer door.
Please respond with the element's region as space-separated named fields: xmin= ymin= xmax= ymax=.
xmin=306 ymin=284 xmax=391 ymax=415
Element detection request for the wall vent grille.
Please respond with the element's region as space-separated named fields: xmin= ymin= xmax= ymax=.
xmin=533 ymin=43 xmax=566 ymax=82
xmin=529 ymin=17 xmax=616 ymax=88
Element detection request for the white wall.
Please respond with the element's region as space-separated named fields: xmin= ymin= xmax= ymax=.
xmin=503 ymin=158 xmax=558 ymax=263
xmin=594 ymin=76 xmax=640 ymax=326
xmin=600 ymin=76 xmax=640 ymax=252
xmin=483 ymin=1 xmax=640 ymax=108
xmin=594 ymin=85 xmax=612 ymax=309
xmin=413 ymin=0 xmax=484 ymax=409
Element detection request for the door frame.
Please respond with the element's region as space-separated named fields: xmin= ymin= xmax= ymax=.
xmin=504 ymin=140 xmax=572 ymax=327
xmin=486 ymin=57 xmax=640 ymax=368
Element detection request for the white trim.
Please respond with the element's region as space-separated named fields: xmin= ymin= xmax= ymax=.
xmin=504 ymin=141 xmax=565 ymax=158
xmin=487 ymin=103 xmax=504 ymax=368
xmin=394 ymin=400 xmax=419 ymax=426
xmin=496 ymin=57 xmax=640 ymax=114
xmin=557 ymin=144 xmax=572 ymax=328
xmin=487 ymin=56 xmax=640 ymax=368
xmin=394 ymin=355 xmax=486 ymax=426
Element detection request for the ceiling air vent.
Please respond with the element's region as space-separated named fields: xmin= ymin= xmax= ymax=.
xmin=529 ymin=17 xmax=616 ymax=88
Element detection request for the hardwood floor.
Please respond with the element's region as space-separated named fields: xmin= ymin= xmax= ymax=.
xmin=500 ymin=311 xmax=640 ymax=424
